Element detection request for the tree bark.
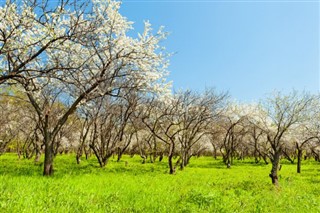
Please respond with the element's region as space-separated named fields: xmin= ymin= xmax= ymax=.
xmin=34 ymin=132 xmax=41 ymax=163
xmin=43 ymin=141 xmax=54 ymax=176
xmin=117 ymin=152 xmax=123 ymax=162
xmin=76 ymin=153 xmax=81 ymax=164
xmin=43 ymin=113 xmax=54 ymax=176
xmin=168 ymin=142 xmax=175 ymax=174
xmin=180 ymin=150 xmax=187 ymax=170
xmin=269 ymin=150 xmax=281 ymax=185
xmin=297 ymin=147 xmax=302 ymax=173
xmin=159 ymin=152 xmax=163 ymax=162
xmin=262 ymin=155 xmax=269 ymax=165
xmin=212 ymin=146 xmax=217 ymax=160
xmin=34 ymin=148 xmax=41 ymax=163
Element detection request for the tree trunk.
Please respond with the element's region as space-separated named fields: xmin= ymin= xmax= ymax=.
xmin=168 ymin=154 xmax=174 ymax=174
xmin=34 ymin=149 xmax=41 ymax=163
xmin=76 ymin=153 xmax=81 ymax=164
xmin=226 ymin=153 xmax=231 ymax=168
xmin=85 ymin=148 xmax=90 ymax=160
xmin=150 ymin=150 xmax=158 ymax=163
xmin=17 ymin=140 xmax=21 ymax=160
xmin=254 ymin=155 xmax=260 ymax=163
xmin=262 ymin=155 xmax=269 ymax=165
xmin=43 ymin=142 xmax=54 ymax=176
xmin=149 ymin=153 xmax=154 ymax=163
xmin=297 ymin=147 xmax=302 ymax=174
xmin=117 ymin=152 xmax=123 ymax=162
xmin=180 ymin=150 xmax=187 ymax=170
xmin=269 ymin=150 xmax=281 ymax=185
xmin=159 ymin=152 xmax=163 ymax=162
xmin=101 ymin=157 xmax=109 ymax=167
xmin=76 ymin=145 xmax=83 ymax=164
xmin=212 ymin=146 xmax=217 ymax=159
xmin=184 ymin=148 xmax=192 ymax=167
xmin=168 ymin=143 xmax=175 ymax=174
xmin=43 ymin=113 xmax=55 ymax=176
xmin=141 ymin=155 xmax=146 ymax=164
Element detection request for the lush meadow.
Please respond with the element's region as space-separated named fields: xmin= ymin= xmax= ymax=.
xmin=0 ymin=154 xmax=319 ymax=212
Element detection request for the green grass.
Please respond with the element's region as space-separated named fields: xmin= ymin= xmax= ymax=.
xmin=0 ymin=154 xmax=320 ymax=212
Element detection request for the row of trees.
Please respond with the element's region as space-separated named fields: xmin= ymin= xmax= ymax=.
xmin=1 ymin=84 xmax=320 ymax=185
xmin=0 ymin=0 xmax=319 ymax=186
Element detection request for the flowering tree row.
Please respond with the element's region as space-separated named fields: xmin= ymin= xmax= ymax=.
xmin=0 ymin=1 xmax=319 ymax=186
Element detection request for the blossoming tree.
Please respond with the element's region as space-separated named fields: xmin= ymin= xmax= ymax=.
xmin=0 ymin=0 xmax=171 ymax=175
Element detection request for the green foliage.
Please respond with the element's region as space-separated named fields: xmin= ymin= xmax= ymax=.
xmin=0 ymin=154 xmax=320 ymax=212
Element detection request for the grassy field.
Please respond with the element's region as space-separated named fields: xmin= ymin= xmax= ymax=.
xmin=0 ymin=154 xmax=320 ymax=212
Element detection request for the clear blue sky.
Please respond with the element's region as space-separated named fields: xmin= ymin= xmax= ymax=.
xmin=120 ymin=0 xmax=319 ymax=102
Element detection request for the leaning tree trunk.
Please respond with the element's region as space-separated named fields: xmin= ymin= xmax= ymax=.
xmin=269 ymin=150 xmax=281 ymax=185
xmin=262 ymin=154 xmax=269 ymax=165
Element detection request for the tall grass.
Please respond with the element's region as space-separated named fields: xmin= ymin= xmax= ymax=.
xmin=0 ymin=154 xmax=319 ymax=212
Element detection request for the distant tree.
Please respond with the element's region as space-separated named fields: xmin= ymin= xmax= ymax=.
xmin=245 ymin=105 xmax=270 ymax=164
xmin=0 ymin=86 xmax=34 ymax=156
xmin=208 ymin=123 xmax=224 ymax=159
xmin=115 ymin=92 xmax=141 ymax=162
xmin=0 ymin=91 xmax=20 ymax=155
xmin=219 ymin=103 xmax=248 ymax=168
xmin=177 ymin=89 xmax=227 ymax=169
xmin=142 ymin=96 xmax=183 ymax=174
xmin=247 ymin=122 xmax=268 ymax=164
xmin=257 ymin=91 xmax=314 ymax=185
xmin=76 ymin=110 xmax=94 ymax=164
xmin=141 ymin=89 xmax=227 ymax=172
xmin=87 ymin=92 xmax=141 ymax=167
xmin=292 ymin=99 xmax=320 ymax=173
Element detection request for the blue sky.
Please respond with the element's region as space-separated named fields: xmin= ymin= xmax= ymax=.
xmin=120 ymin=0 xmax=319 ymax=102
